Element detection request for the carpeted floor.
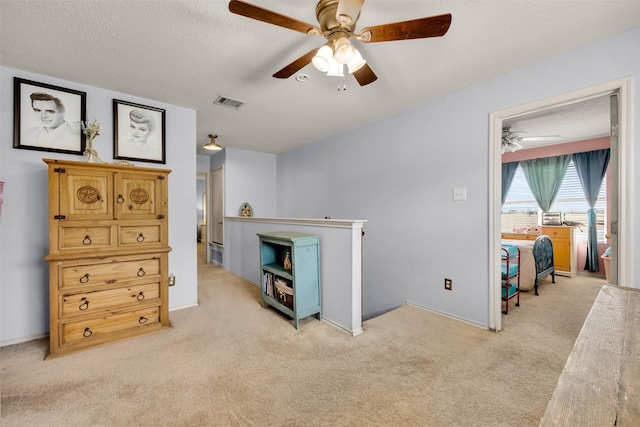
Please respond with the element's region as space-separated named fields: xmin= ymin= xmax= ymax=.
xmin=0 ymin=244 xmax=605 ymax=426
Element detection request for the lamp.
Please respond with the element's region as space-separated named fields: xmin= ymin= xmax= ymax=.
xmin=347 ymin=49 xmax=366 ymax=73
xmin=336 ymin=0 xmax=364 ymax=26
xmin=312 ymin=44 xmax=334 ymax=73
xmin=204 ymin=134 xmax=222 ymax=151
xmin=334 ymin=36 xmax=355 ymax=64
xmin=313 ymin=37 xmax=365 ymax=78
xmin=326 ymin=56 xmax=344 ymax=77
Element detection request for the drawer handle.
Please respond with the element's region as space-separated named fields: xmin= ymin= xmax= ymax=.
xmin=139 ymin=316 xmax=148 ymax=324
xmin=136 ymin=291 xmax=145 ymax=301
xmin=79 ymin=299 xmax=89 ymax=311
xmin=136 ymin=233 xmax=145 ymax=243
xmin=137 ymin=267 xmax=146 ymax=277
xmin=79 ymin=273 xmax=90 ymax=284
xmin=82 ymin=235 xmax=92 ymax=245
xmin=117 ymin=194 xmax=125 ymax=204
xmin=83 ymin=327 xmax=93 ymax=337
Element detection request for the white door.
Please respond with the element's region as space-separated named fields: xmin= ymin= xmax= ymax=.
xmin=607 ymin=93 xmax=619 ymax=284
xmin=210 ymin=167 xmax=224 ymax=245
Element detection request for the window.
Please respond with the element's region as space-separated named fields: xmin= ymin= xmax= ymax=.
xmin=502 ymin=160 xmax=607 ymax=242
xmin=501 ymin=167 xmax=538 ymax=232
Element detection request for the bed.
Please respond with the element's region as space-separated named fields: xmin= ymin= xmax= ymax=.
xmin=501 ymin=235 xmax=555 ymax=295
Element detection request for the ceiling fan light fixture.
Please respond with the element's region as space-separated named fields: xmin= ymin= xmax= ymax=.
xmin=312 ymin=44 xmax=333 ymax=72
xmin=326 ymin=56 xmax=344 ymax=77
xmin=204 ymin=134 xmax=223 ymax=151
xmin=334 ymin=36 xmax=355 ymax=64
xmin=508 ymin=142 xmax=523 ymax=152
xmin=347 ymin=49 xmax=366 ymax=73
xmin=335 ymin=0 xmax=364 ymax=26
xmin=229 ymin=0 xmax=452 ymax=86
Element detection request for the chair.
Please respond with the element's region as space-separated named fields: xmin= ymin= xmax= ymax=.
xmin=501 ymin=244 xmax=520 ymax=314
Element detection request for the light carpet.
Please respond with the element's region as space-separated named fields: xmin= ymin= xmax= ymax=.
xmin=0 ymin=246 xmax=604 ymax=426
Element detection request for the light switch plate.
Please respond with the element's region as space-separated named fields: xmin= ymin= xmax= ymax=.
xmin=453 ymin=187 xmax=467 ymax=201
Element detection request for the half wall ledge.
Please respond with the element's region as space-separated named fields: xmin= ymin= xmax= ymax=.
xmin=222 ymin=217 xmax=367 ymax=335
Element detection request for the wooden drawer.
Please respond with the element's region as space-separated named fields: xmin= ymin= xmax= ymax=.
xmin=61 ymin=282 xmax=160 ymax=318
xmin=61 ymin=306 xmax=160 ymax=345
xmin=58 ymin=224 xmax=113 ymax=251
xmin=502 ymin=233 xmax=538 ymax=241
xmin=542 ymin=226 xmax=571 ymax=239
xmin=118 ymin=223 xmax=162 ymax=246
xmin=59 ymin=256 xmax=162 ymax=290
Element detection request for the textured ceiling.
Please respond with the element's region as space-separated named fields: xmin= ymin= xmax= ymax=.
xmin=503 ymin=94 xmax=612 ymax=150
xmin=1 ymin=1 xmax=639 ymax=156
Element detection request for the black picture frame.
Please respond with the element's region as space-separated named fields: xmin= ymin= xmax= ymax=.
xmin=113 ymin=99 xmax=166 ymax=164
xmin=13 ymin=77 xmax=86 ymax=154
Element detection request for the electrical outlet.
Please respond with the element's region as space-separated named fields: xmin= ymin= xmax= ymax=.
xmin=444 ymin=278 xmax=452 ymax=290
xmin=168 ymin=273 xmax=176 ymax=286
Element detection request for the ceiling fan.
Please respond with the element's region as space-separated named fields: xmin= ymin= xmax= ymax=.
xmin=228 ymin=0 xmax=452 ymax=86
xmin=502 ymin=127 xmax=562 ymax=154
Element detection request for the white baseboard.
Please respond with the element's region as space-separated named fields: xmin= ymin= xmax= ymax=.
xmin=169 ymin=301 xmax=199 ymax=312
xmin=321 ymin=317 xmax=363 ymax=337
xmin=0 ymin=333 xmax=48 ymax=348
xmin=406 ymin=301 xmax=488 ymax=330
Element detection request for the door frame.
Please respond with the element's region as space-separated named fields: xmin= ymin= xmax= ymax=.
xmin=488 ymin=77 xmax=632 ymax=331
xmin=197 ymin=171 xmax=209 ymax=262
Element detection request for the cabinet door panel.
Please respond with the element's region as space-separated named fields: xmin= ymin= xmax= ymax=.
xmin=114 ymin=172 xmax=165 ymax=220
xmin=59 ymin=167 xmax=112 ymax=220
xmin=553 ymin=239 xmax=571 ymax=272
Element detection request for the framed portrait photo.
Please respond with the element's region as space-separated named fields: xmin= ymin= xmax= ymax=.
xmin=113 ymin=99 xmax=166 ymax=164
xmin=13 ymin=77 xmax=87 ymax=154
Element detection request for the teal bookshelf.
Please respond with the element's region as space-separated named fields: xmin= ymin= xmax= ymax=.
xmin=258 ymin=231 xmax=321 ymax=329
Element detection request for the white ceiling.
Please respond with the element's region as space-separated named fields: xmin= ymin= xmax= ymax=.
xmin=2 ymin=1 xmax=639 ymax=156
xmin=503 ymin=94 xmax=612 ymax=150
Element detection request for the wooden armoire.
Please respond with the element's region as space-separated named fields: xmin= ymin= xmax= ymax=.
xmin=43 ymin=158 xmax=171 ymax=358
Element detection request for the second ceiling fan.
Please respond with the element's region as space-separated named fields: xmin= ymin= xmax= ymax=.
xmin=502 ymin=127 xmax=562 ymax=154
xmin=228 ymin=0 xmax=452 ymax=86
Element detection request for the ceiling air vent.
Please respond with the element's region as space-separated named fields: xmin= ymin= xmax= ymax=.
xmin=214 ymin=95 xmax=246 ymax=110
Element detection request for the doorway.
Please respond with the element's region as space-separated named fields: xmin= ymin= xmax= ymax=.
xmin=488 ymin=77 xmax=632 ymax=331
xmin=197 ymin=171 xmax=207 ymax=262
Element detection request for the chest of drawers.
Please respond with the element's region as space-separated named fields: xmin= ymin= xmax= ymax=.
xmin=44 ymin=159 xmax=171 ymax=358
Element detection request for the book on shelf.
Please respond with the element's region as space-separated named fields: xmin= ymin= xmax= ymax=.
xmin=263 ymin=271 xmax=275 ymax=297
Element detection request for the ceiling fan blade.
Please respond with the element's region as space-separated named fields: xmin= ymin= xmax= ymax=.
xmin=273 ymin=48 xmax=319 ymax=79
xmin=520 ymin=135 xmax=562 ymax=142
xmin=506 ymin=130 xmax=526 ymax=137
xmin=351 ymin=63 xmax=377 ymax=86
xmin=229 ymin=0 xmax=320 ymax=35
xmin=358 ymin=13 xmax=452 ymax=43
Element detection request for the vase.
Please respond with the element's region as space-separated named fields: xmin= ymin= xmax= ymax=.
xmin=83 ymin=147 xmax=99 ymax=163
